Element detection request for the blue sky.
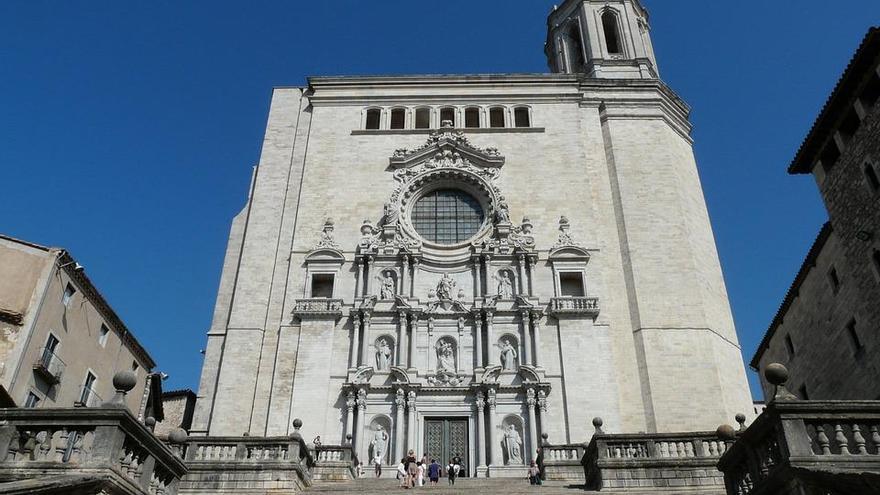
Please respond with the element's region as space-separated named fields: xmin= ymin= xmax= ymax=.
xmin=1 ymin=1 xmax=877 ymax=398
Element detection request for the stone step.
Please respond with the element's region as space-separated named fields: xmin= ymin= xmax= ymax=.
xmin=307 ymin=478 xmax=723 ymax=494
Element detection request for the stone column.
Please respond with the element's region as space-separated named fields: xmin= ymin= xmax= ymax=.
xmin=531 ymin=311 xmax=542 ymax=368
xmin=361 ymin=312 xmax=372 ymax=368
xmin=520 ymin=310 xmax=532 ymax=366
xmin=527 ymin=257 xmax=536 ymax=296
xmin=516 ymin=254 xmax=526 ymax=295
xmin=401 ymin=255 xmax=410 ymax=297
xmin=526 ymin=388 xmax=538 ymax=462
xmin=475 ymin=391 xmax=487 ymax=469
xmin=410 ymin=259 xmax=420 ymax=297
xmin=397 ymin=311 xmax=407 ymax=367
xmin=350 ymin=315 xmax=361 ymax=368
xmin=355 ymin=259 xmax=363 ymax=298
xmin=355 ymin=388 xmax=367 ymax=459
xmin=406 ymin=391 xmax=417 ymax=452
xmin=456 ymin=317 xmax=464 ymax=372
xmin=473 ymin=258 xmax=482 ymax=298
xmin=487 ymin=389 xmax=498 ymax=466
xmin=345 ymin=391 xmax=356 ymax=441
xmin=486 ymin=311 xmax=496 ymax=366
xmin=409 ymin=315 xmax=418 ymax=370
xmin=366 ymin=256 xmax=375 ymax=296
xmin=394 ymin=388 xmax=406 ymax=461
xmin=474 ymin=313 xmax=484 ymax=369
xmin=426 ymin=318 xmax=435 ymax=371
xmin=537 ymin=390 xmax=548 ymax=442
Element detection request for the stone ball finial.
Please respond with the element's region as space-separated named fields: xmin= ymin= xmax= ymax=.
xmin=168 ymin=428 xmax=188 ymax=445
xmin=764 ymin=363 xmax=789 ymax=386
xmin=113 ymin=371 xmax=138 ymax=393
xmin=735 ymin=413 xmax=747 ymax=431
xmin=716 ymin=424 xmax=736 ymax=441
xmin=144 ymin=416 xmax=157 ymax=431
xmin=292 ymin=418 xmax=303 ymax=430
xmin=592 ymin=417 xmax=604 ymax=433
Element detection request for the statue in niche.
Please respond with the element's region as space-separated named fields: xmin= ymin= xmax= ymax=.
xmin=436 ymin=273 xmax=456 ymax=301
xmin=378 ymin=273 xmax=395 ymax=299
xmin=499 ymin=339 xmax=518 ymax=371
xmin=495 ymin=199 xmax=511 ymax=224
xmin=375 ymin=338 xmax=392 ymax=371
xmin=436 ymin=339 xmax=456 ymax=372
xmin=383 ymin=201 xmax=399 ymax=226
xmin=503 ymin=424 xmax=524 ymax=465
xmin=495 ymin=271 xmax=514 ymax=298
xmin=370 ymin=425 xmax=389 ymax=462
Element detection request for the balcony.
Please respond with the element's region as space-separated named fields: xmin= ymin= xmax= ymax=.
xmin=75 ymin=386 xmax=102 ymax=408
xmin=292 ymin=298 xmax=344 ymax=320
xmin=33 ymin=347 xmax=65 ymax=384
xmin=548 ymin=296 xmax=600 ymax=318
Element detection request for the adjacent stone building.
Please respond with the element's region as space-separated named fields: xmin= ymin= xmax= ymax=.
xmin=752 ymin=28 xmax=880 ymax=401
xmin=193 ymin=0 xmax=754 ymax=476
xmin=0 ymin=234 xmax=157 ymax=414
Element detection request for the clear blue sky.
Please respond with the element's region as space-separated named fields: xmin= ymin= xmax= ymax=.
xmin=1 ymin=1 xmax=877 ymax=398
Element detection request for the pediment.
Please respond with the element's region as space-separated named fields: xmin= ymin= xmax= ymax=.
xmin=305 ymin=248 xmax=345 ymax=263
xmin=390 ymin=127 xmax=505 ymax=170
xmin=548 ymin=245 xmax=591 ymax=261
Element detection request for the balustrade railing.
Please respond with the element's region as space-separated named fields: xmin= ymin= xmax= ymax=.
xmin=292 ymin=298 xmax=344 ymax=318
xmin=33 ymin=347 xmax=65 ymax=384
xmin=717 ymin=400 xmax=880 ymax=495
xmin=548 ymin=296 xmax=600 ymax=316
xmin=0 ymin=407 xmax=187 ymax=495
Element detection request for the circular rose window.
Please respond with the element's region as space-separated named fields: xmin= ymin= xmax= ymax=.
xmin=411 ymin=189 xmax=485 ymax=245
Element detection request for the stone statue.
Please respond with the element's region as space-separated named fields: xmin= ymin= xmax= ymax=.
xmin=370 ymin=425 xmax=389 ymax=462
xmin=375 ymin=338 xmax=392 ymax=371
xmin=379 ymin=274 xmax=395 ymax=299
xmin=499 ymin=339 xmax=517 ymax=371
xmin=436 ymin=340 xmax=456 ymax=372
xmin=503 ymin=424 xmax=523 ymax=465
xmin=496 ymin=271 xmax=514 ymax=298
xmin=436 ymin=273 xmax=456 ymax=301
xmin=495 ymin=200 xmax=511 ymax=224
xmin=383 ymin=201 xmax=399 ymax=226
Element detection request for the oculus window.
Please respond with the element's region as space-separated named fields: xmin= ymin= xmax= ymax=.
xmin=412 ymin=189 xmax=484 ymax=245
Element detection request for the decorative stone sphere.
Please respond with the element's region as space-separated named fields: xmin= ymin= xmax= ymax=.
xmin=592 ymin=417 xmax=604 ymax=429
xmin=735 ymin=413 xmax=746 ymax=425
xmin=112 ymin=371 xmax=138 ymax=392
xmin=168 ymin=428 xmax=188 ymax=444
xmin=346 ymin=433 xmax=353 ymax=440
xmin=764 ymin=363 xmax=789 ymax=386
xmin=716 ymin=424 xmax=736 ymax=441
xmin=145 ymin=417 xmax=157 ymax=428
xmin=541 ymin=433 xmax=548 ymax=440
xmin=292 ymin=418 xmax=303 ymax=429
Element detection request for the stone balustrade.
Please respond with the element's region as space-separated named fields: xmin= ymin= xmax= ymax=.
xmin=0 ymin=407 xmax=187 ymax=495
xmin=292 ymin=298 xmax=344 ymax=319
xmin=581 ymin=419 xmax=728 ymax=492
xmin=313 ymin=444 xmax=357 ymax=480
xmin=178 ymin=419 xmax=316 ymax=494
xmin=548 ymin=296 xmax=599 ymax=317
xmin=541 ymin=443 xmax=587 ymax=481
xmin=717 ymin=400 xmax=880 ymax=495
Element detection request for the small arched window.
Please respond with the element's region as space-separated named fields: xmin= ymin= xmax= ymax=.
xmin=566 ymin=23 xmax=586 ymax=72
xmin=465 ymin=107 xmax=480 ymax=128
xmin=489 ymin=107 xmax=505 ymax=128
xmin=440 ymin=107 xmax=456 ymax=127
xmin=415 ymin=108 xmax=431 ymax=129
xmin=365 ymin=108 xmax=381 ymax=130
xmin=602 ymin=10 xmax=622 ymax=55
xmin=513 ymin=107 xmax=530 ymax=128
xmin=390 ymin=108 xmax=406 ymax=130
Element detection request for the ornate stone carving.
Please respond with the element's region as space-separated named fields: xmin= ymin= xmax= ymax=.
xmin=406 ymin=390 xmax=417 ymax=411
xmin=356 ymin=388 xmax=367 ymax=410
xmin=537 ymin=390 xmax=548 ymax=413
xmin=435 ymin=337 xmax=456 ymax=373
xmin=495 ymin=270 xmax=514 ymax=298
xmin=375 ymin=338 xmax=392 ymax=371
xmin=487 ymin=388 xmax=497 ymax=410
xmin=315 ymin=218 xmax=340 ymax=249
xmin=509 ymin=217 xmax=536 ymax=249
xmin=390 ymin=126 xmax=503 ymax=165
xmin=551 ymin=215 xmax=583 ymax=250
xmin=500 ymin=338 xmax=518 ymax=371
xmin=370 ymin=425 xmax=389 ymax=461
xmin=345 ymin=391 xmax=356 ymax=412
xmin=436 ymin=273 xmax=456 ymax=301
xmin=526 ymin=388 xmax=537 ymax=407
xmin=394 ymin=388 xmax=406 ymax=409
xmin=503 ymin=424 xmax=524 ymax=465
xmin=475 ymin=391 xmax=486 ymax=412
xmin=378 ymin=272 xmax=395 ymax=300
xmin=426 ymin=370 xmax=465 ymax=387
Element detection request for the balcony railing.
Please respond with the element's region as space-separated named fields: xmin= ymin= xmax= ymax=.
xmin=76 ymin=386 xmax=102 ymax=408
xmin=717 ymin=400 xmax=880 ymax=495
xmin=33 ymin=347 xmax=65 ymax=384
xmin=548 ymin=296 xmax=600 ymax=317
xmin=292 ymin=298 xmax=344 ymax=319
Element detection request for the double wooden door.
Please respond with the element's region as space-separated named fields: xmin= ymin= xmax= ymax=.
xmin=424 ymin=418 xmax=469 ymax=475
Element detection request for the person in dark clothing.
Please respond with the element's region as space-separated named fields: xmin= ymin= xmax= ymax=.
xmin=536 ymin=447 xmax=546 ymax=481
xmin=446 ymin=458 xmax=457 ymax=485
xmin=428 ymin=459 xmax=441 ymax=485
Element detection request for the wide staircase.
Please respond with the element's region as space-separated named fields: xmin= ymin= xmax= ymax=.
xmin=308 ymin=478 xmax=585 ymax=494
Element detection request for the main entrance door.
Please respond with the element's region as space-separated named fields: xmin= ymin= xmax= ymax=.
xmin=424 ymin=418 xmax=469 ymax=475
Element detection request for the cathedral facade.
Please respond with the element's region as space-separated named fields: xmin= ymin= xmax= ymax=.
xmin=191 ymin=0 xmax=753 ymax=477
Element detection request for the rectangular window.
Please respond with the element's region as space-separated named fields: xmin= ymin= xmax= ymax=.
xmin=311 ymin=274 xmax=335 ymax=298
xmin=132 ymin=360 xmax=139 ymax=372
xmin=865 ymin=162 xmax=880 ymax=193
xmin=559 ymin=272 xmax=585 ymax=297
xmin=845 ymin=318 xmax=863 ymax=353
xmin=514 ymin=107 xmax=531 ymax=128
xmin=464 ymin=108 xmax=480 ymax=128
xmin=439 ymin=107 xmax=455 ymax=127
xmin=365 ymin=109 xmax=381 ymax=130
xmin=489 ymin=108 xmax=505 ymax=128
xmin=390 ymin=109 xmax=405 ymax=129
xmin=784 ymin=334 xmax=795 ymax=358
xmin=24 ymin=392 xmax=40 ymax=408
xmin=80 ymin=372 xmax=97 ymax=405
xmin=415 ymin=108 xmax=431 ymax=129
xmin=798 ymin=384 xmax=809 ymax=400
xmin=98 ymin=324 xmax=110 ymax=347
xmin=45 ymin=333 xmax=60 ymax=353
xmin=828 ymin=266 xmax=840 ymax=294
xmin=62 ymin=283 xmax=76 ymax=306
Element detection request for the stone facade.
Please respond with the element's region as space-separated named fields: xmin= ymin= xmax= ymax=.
xmin=753 ymin=28 xmax=880 ymax=401
xmin=192 ymin=0 xmax=754 ymax=477
xmin=0 ymin=234 xmax=156 ymax=414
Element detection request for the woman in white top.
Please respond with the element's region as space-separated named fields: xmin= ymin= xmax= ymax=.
xmin=417 ymin=462 xmax=425 ymax=486
xmin=397 ymin=459 xmax=407 ymax=488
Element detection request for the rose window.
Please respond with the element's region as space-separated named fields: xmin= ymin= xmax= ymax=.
xmin=411 ymin=189 xmax=484 ymax=245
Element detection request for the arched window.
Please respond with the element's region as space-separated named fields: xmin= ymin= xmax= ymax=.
xmin=390 ymin=108 xmax=406 ymax=130
xmin=513 ymin=107 xmax=530 ymax=128
xmin=415 ymin=108 xmax=431 ymax=129
xmin=440 ymin=107 xmax=456 ymax=127
xmin=465 ymin=107 xmax=480 ymax=128
xmin=489 ymin=107 xmax=505 ymax=128
xmin=365 ymin=108 xmax=381 ymax=130
xmin=602 ymin=10 xmax=622 ymax=55
xmin=566 ymin=23 xmax=586 ymax=71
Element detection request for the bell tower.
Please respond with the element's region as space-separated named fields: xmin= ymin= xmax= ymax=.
xmin=545 ymin=0 xmax=658 ymax=79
